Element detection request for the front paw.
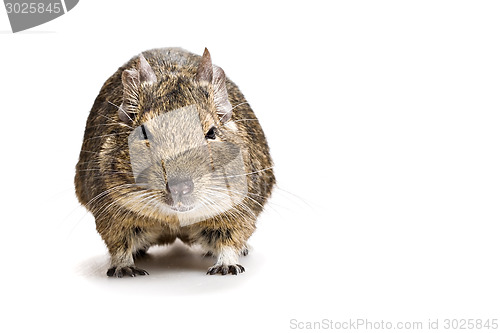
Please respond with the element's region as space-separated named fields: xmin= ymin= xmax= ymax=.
xmin=107 ymin=266 xmax=149 ymax=278
xmin=207 ymin=264 xmax=245 ymax=275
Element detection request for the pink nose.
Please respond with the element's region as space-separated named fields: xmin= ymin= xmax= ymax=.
xmin=167 ymin=179 xmax=194 ymax=196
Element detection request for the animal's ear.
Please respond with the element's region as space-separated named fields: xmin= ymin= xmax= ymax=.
xmin=197 ymin=48 xmax=232 ymax=123
xmin=196 ymin=48 xmax=213 ymax=82
xmin=213 ymin=65 xmax=232 ymax=123
xmin=119 ymin=68 xmax=139 ymax=123
xmin=119 ymin=54 xmax=157 ymax=123
xmin=138 ymin=53 xmax=157 ymax=84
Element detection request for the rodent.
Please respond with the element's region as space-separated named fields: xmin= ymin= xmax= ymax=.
xmin=74 ymin=48 xmax=275 ymax=277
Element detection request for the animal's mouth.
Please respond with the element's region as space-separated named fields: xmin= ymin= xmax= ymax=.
xmin=169 ymin=203 xmax=194 ymax=212
xmin=159 ymin=189 xmax=196 ymax=213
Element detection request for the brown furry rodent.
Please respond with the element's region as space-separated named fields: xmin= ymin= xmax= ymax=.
xmin=74 ymin=48 xmax=275 ymax=277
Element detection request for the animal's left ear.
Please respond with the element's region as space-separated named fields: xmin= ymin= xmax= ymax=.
xmin=138 ymin=53 xmax=157 ymax=84
xmin=197 ymin=48 xmax=232 ymax=123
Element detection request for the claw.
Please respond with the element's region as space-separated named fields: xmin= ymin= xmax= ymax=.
xmin=206 ymin=264 xmax=245 ymax=276
xmin=207 ymin=266 xmax=220 ymax=275
xmin=106 ymin=267 xmax=116 ymax=277
xmin=106 ymin=266 xmax=149 ymax=278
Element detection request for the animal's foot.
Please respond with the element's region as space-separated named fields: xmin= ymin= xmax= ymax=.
xmin=207 ymin=264 xmax=245 ymax=275
xmin=107 ymin=266 xmax=149 ymax=278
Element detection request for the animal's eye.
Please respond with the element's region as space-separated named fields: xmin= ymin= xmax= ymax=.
xmin=205 ymin=126 xmax=216 ymax=140
xmin=140 ymin=125 xmax=149 ymax=140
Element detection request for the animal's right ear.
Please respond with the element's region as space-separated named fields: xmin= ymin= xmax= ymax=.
xmin=119 ymin=54 xmax=157 ymax=123
xmin=119 ymin=68 xmax=140 ymax=123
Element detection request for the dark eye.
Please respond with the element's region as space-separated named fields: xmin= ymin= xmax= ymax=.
xmin=141 ymin=125 xmax=149 ymax=140
xmin=205 ymin=126 xmax=216 ymax=140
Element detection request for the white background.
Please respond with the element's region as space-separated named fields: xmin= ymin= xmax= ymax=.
xmin=1 ymin=1 xmax=500 ymax=332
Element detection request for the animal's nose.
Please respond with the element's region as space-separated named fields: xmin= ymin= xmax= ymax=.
xmin=167 ymin=178 xmax=194 ymax=196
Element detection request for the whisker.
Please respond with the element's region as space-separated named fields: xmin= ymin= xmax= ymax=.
xmin=203 ymin=186 xmax=281 ymax=216
xmin=83 ymin=131 xmax=131 ymax=141
xmin=67 ymin=184 xmax=148 ymax=238
xmin=76 ymin=169 xmax=134 ymax=174
xmin=107 ymin=101 xmax=135 ymax=126
xmin=274 ymin=185 xmax=313 ymax=210
xmin=209 ymin=166 xmax=274 ymax=180
xmin=231 ymin=101 xmax=249 ymax=111
xmin=202 ymin=188 xmax=259 ymax=218
xmin=85 ymin=183 xmax=147 ymax=208
xmin=232 ymin=118 xmax=259 ymax=123
xmin=93 ymin=189 xmax=150 ymax=221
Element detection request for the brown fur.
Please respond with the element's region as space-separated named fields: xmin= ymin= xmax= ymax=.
xmin=74 ymin=48 xmax=275 ymax=277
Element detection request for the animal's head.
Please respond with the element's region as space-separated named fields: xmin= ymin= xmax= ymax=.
xmin=101 ymin=49 xmax=248 ymax=225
